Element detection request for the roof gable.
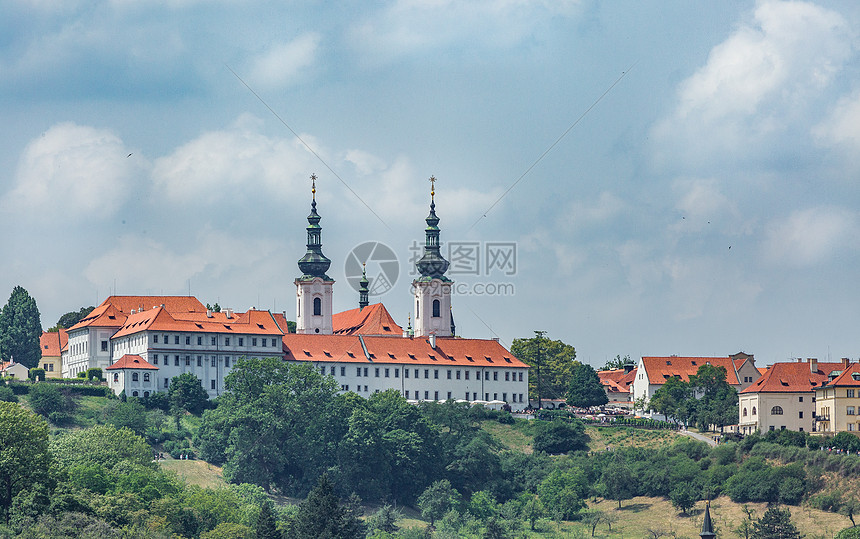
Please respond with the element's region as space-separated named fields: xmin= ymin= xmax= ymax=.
xmin=332 ymin=303 xmax=403 ymax=336
xmin=641 ymin=356 xmax=740 ymax=385
xmin=106 ymin=354 xmax=158 ymax=370
xmin=740 ymin=360 xmax=847 ymax=393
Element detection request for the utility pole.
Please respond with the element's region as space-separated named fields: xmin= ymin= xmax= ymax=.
xmin=534 ymin=330 xmax=546 ymax=409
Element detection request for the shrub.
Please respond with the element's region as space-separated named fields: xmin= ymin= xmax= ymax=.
xmin=29 ymin=368 xmax=45 ymax=382
xmin=76 ymin=371 xmax=87 ymax=379
xmin=497 ymin=412 xmax=514 ymax=424
xmin=533 ymin=420 xmax=588 ymax=454
xmin=0 ymin=386 xmax=17 ymax=403
xmin=85 ymin=368 xmax=103 ymax=382
xmin=28 ymin=383 xmax=65 ymax=417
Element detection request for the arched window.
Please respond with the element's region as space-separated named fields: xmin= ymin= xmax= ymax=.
xmin=771 ymin=406 xmax=784 ymax=415
xmin=752 ymin=406 xmax=757 ymax=415
xmin=743 ymin=408 xmax=748 ymax=417
xmin=143 ymin=391 xmax=150 ymax=398
xmin=132 ymin=391 xmax=139 ymax=397
xmin=143 ymin=373 xmax=150 ymax=382
xmin=313 ymin=297 xmax=322 ymax=316
xmin=132 ymin=372 xmax=139 ymax=382
xmin=113 ymin=373 xmax=119 ymax=383
xmin=432 ymin=299 xmax=441 ymax=318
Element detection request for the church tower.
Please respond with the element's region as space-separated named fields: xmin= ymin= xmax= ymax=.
xmin=413 ymin=176 xmax=453 ymax=337
xmin=295 ymin=174 xmax=334 ymax=334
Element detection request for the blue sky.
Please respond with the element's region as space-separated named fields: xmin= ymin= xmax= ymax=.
xmin=3 ymin=0 xmax=860 ymax=367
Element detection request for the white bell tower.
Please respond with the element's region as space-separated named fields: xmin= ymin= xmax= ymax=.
xmin=413 ymin=176 xmax=453 ymax=337
xmin=295 ymin=174 xmax=334 ymax=335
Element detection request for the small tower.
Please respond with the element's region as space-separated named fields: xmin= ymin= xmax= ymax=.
xmin=359 ymin=263 xmax=369 ymax=310
xmin=700 ymin=500 xmax=716 ymax=538
xmin=295 ymin=174 xmax=334 ymax=334
xmin=413 ymin=176 xmax=453 ymax=337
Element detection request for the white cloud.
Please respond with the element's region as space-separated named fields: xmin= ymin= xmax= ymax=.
xmin=670 ymin=177 xmax=748 ymax=235
xmin=813 ymin=88 xmax=860 ymax=165
xmin=151 ymin=115 xmax=316 ymax=204
xmin=652 ymin=0 xmax=854 ymax=166
xmin=560 ymin=191 xmax=625 ymax=230
xmin=764 ymin=206 xmax=858 ymax=266
xmin=247 ymin=33 xmax=321 ymax=90
xmin=2 ymin=122 xmax=139 ymax=221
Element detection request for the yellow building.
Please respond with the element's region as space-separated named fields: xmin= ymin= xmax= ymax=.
xmin=816 ymin=361 xmax=860 ymax=435
xmin=38 ymin=330 xmax=66 ymax=379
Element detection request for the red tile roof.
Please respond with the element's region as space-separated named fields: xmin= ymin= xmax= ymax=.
xmin=825 ymin=363 xmax=860 ymax=387
xmin=740 ymin=360 xmax=847 ymax=394
xmin=40 ymin=329 xmax=67 ymax=357
xmin=99 ymin=295 xmax=206 ymax=314
xmin=111 ymin=306 xmax=284 ymax=339
xmin=67 ymin=303 xmax=127 ymax=331
xmin=599 ymin=368 xmax=636 ymax=393
xmin=641 ymin=356 xmax=741 ymax=385
xmin=283 ymin=334 xmax=528 ymax=368
xmin=106 ymin=354 xmax=158 ymax=370
xmin=333 ymin=303 xmax=403 ymax=336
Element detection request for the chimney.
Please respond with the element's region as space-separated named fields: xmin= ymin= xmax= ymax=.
xmin=429 ymin=333 xmax=436 ymax=349
xmin=225 ymin=308 xmax=233 ymax=319
xmin=809 ymin=357 xmax=818 ymax=373
xmin=624 ymin=363 xmax=635 ymax=374
xmin=206 ymin=309 xmax=212 ymax=318
xmin=844 ymin=357 xmax=851 ymax=368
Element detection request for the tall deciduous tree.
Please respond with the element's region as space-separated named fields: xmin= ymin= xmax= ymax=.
xmin=0 ymin=402 xmax=52 ymax=524
xmin=648 ymin=376 xmax=694 ymax=425
xmin=0 ymin=286 xmax=43 ymax=368
xmin=417 ymin=479 xmax=460 ymax=527
xmin=168 ymin=372 xmax=209 ymax=415
xmin=690 ymin=364 xmax=738 ymax=431
xmin=54 ymin=306 xmax=95 ymax=331
xmin=510 ymin=335 xmax=577 ymax=401
xmin=599 ymin=454 xmax=635 ymax=509
xmin=566 ymin=363 xmax=608 ymax=408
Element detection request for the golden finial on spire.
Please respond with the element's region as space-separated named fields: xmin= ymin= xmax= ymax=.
xmin=429 ymin=175 xmax=437 ymax=201
xmin=311 ymin=173 xmax=317 ymax=200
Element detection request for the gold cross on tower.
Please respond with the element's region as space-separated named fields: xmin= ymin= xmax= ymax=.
xmin=311 ymin=173 xmax=317 ymax=200
xmin=429 ymin=175 xmax=436 ymax=200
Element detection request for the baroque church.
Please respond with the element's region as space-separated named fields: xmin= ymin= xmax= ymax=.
xmin=65 ymin=175 xmax=529 ymax=409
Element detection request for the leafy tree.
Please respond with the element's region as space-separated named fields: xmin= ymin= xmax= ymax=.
xmin=367 ymin=504 xmax=401 ymax=534
xmin=537 ymin=469 xmax=588 ymax=519
xmin=599 ymin=454 xmax=635 ymax=509
xmin=0 ymin=402 xmax=52 ymax=524
xmin=201 ymin=522 xmax=253 ymax=539
xmin=289 ymin=474 xmax=365 ymax=539
xmin=602 ymin=355 xmax=633 ymax=371
xmin=286 ymin=321 xmax=297 ymax=333
xmin=106 ymin=399 xmax=148 ymax=436
xmin=0 ymin=286 xmax=43 ymax=368
xmin=510 ymin=333 xmax=577 ymax=402
xmin=86 ymin=368 xmax=103 ymax=381
xmin=690 ymin=364 xmax=738 ymax=431
xmin=55 ymin=306 xmax=95 ymax=330
xmin=648 ymin=376 xmax=694 ymax=425
xmin=566 ymin=363 xmax=608 ymax=408
xmin=669 ymin=482 xmax=698 ymax=514
xmin=28 ymin=383 xmax=65 ymax=417
xmin=417 ymin=479 xmax=461 ymax=527
xmin=197 ymin=358 xmax=346 ymax=494
xmin=29 ymin=367 xmax=45 ymax=381
xmin=0 ymin=387 xmax=16 ymax=403
xmin=169 ymin=372 xmax=209 ymax=415
xmin=532 ymin=420 xmax=588 ymax=454
xmin=51 ymin=424 xmax=153 ymax=470
xmin=836 ymin=527 xmax=860 ymax=539
xmin=734 ymin=504 xmax=755 ymax=539
xmin=752 ymin=506 xmax=801 ymax=539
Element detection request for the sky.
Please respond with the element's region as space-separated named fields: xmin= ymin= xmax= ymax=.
xmin=3 ymin=0 xmax=860 ymax=368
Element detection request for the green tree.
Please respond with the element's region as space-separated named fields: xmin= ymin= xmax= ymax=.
xmin=532 ymin=420 xmax=588 ymax=454
xmin=602 ymin=355 xmax=633 ymax=371
xmin=107 ymin=399 xmax=148 ymax=436
xmin=0 ymin=387 xmax=16 ymax=403
xmin=367 ymin=504 xmax=401 ymax=534
xmin=537 ymin=468 xmax=588 ymax=519
xmin=254 ymin=499 xmax=280 ymax=539
xmin=28 ymin=383 xmax=65 ymax=417
xmin=599 ymin=454 xmax=635 ymax=509
xmin=169 ymin=372 xmax=209 ymax=415
xmin=669 ymin=482 xmax=698 ymax=514
xmin=54 ymin=306 xmax=95 ymax=330
xmin=510 ymin=333 xmax=577 ymax=402
xmin=0 ymin=402 xmax=52 ymax=524
xmin=648 ymin=376 xmax=694 ymax=425
xmin=0 ymin=286 xmax=43 ymax=368
xmin=690 ymin=365 xmax=738 ymax=431
xmin=289 ymin=474 xmax=365 ymax=539
xmin=417 ymin=479 xmax=461 ymax=527
xmin=566 ymin=363 xmax=608 ymax=408
xmin=86 ymin=367 xmax=103 ymax=381
xmin=29 ymin=367 xmax=45 ymax=381
xmin=836 ymin=527 xmax=860 ymax=539
xmin=197 ymin=358 xmax=346 ymax=494
xmin=51 ymin=424 xmax=153 ymax=470
xmin=752 ymin=506 xmax=801 ymax=539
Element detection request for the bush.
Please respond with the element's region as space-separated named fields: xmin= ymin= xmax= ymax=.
xmin=533 ymin=420 xmax=588 ymax=454
xmin=85 ymin=368 xmax=103 ymax=382
xmin=28 ymin=384 xmax=65 ymax=417
xmin=497 ymin=412 xmax=514 ymax=424
xmin=0 ymin=386 xmax=17 ymax=403
xmin=76 ymin=372 xmax=87 ymax=379
xmin=29 ymin=368 xmax=45 ymax=382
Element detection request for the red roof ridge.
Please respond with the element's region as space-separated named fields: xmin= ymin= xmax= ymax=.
xmin=106 ymin=354 xmax=158 ymax=370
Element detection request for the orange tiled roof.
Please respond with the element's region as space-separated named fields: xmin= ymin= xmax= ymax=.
xmin=599 ymin=368 xmax=636 ymax=393
xmin=641 ymin=356 xmax=741 ymax=385
xmin=67 ymin=303 xmax=127 ymax=331
xmin=284 ymin=334 xmax=528 ymax=368
xmin=740 ymin=360 xmax=847 ymax=394
xmin=106 ymin=354 xmax=158 ymax=370
xmin=40 ymin=329 xmax=67 ymax=357
xmin=825 ymin=363 xmax=860 ymax=387
xmin=333 ymin=303 xmax=403 ymax=336
xmin=100 ymin=295 xmax=206 ymax=314
xmin=111 ymin=306 xmax=284 ymax=339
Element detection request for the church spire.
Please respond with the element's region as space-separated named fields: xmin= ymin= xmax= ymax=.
xmin=297 ymin=174 xmax=332 ymax=280
xmin=359 ymin=263 xmax=369 ymax=310
xmin=416 ymin=176 xmax=450 ymax=282
xmin=699 ymin=500 xmax=716 ymax=538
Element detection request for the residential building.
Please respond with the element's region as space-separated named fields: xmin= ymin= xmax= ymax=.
xmin=632 ymin=353 xmax=759 ymax=410
xmin=598 ymin=365 xmax=636 ymax=408
xmin=815 ymin=360 xmax=860 ymax=434
xmin=106 ymin=354 xmax=158 ymax=398
xmin=739 ymin=357 xmax=844 ymax=434
xmin=0 ymin=361 xmax=28 ymax=380
xmin=39 ymin=329 xmax=66 ymax=378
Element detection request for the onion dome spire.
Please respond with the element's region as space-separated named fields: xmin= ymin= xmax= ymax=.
xmin=415 ymin=176 xmax=451 ymax=282
xmin=297 ymin=174 xmax=332 ymax=280
xmin=359 ymin=263 xmax=369 ymax=310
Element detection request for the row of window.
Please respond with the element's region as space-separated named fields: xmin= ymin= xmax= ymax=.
xmin=152 ymin=334 xmax=276 ymax=348
xmin=336 ymin=384 xmax=525 ymax=404
xmin=150 ymin=354 xmax=231 ymax=368
xmin=321 ymin=365 xmax=525 ymax=382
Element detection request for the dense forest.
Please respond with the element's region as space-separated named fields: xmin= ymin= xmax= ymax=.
xmin=3 ymin=358 xmax=860 ymax=537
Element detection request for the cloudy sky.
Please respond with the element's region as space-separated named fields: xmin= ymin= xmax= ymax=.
xmin=3 ymin=0 xmax=860 ymax=367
